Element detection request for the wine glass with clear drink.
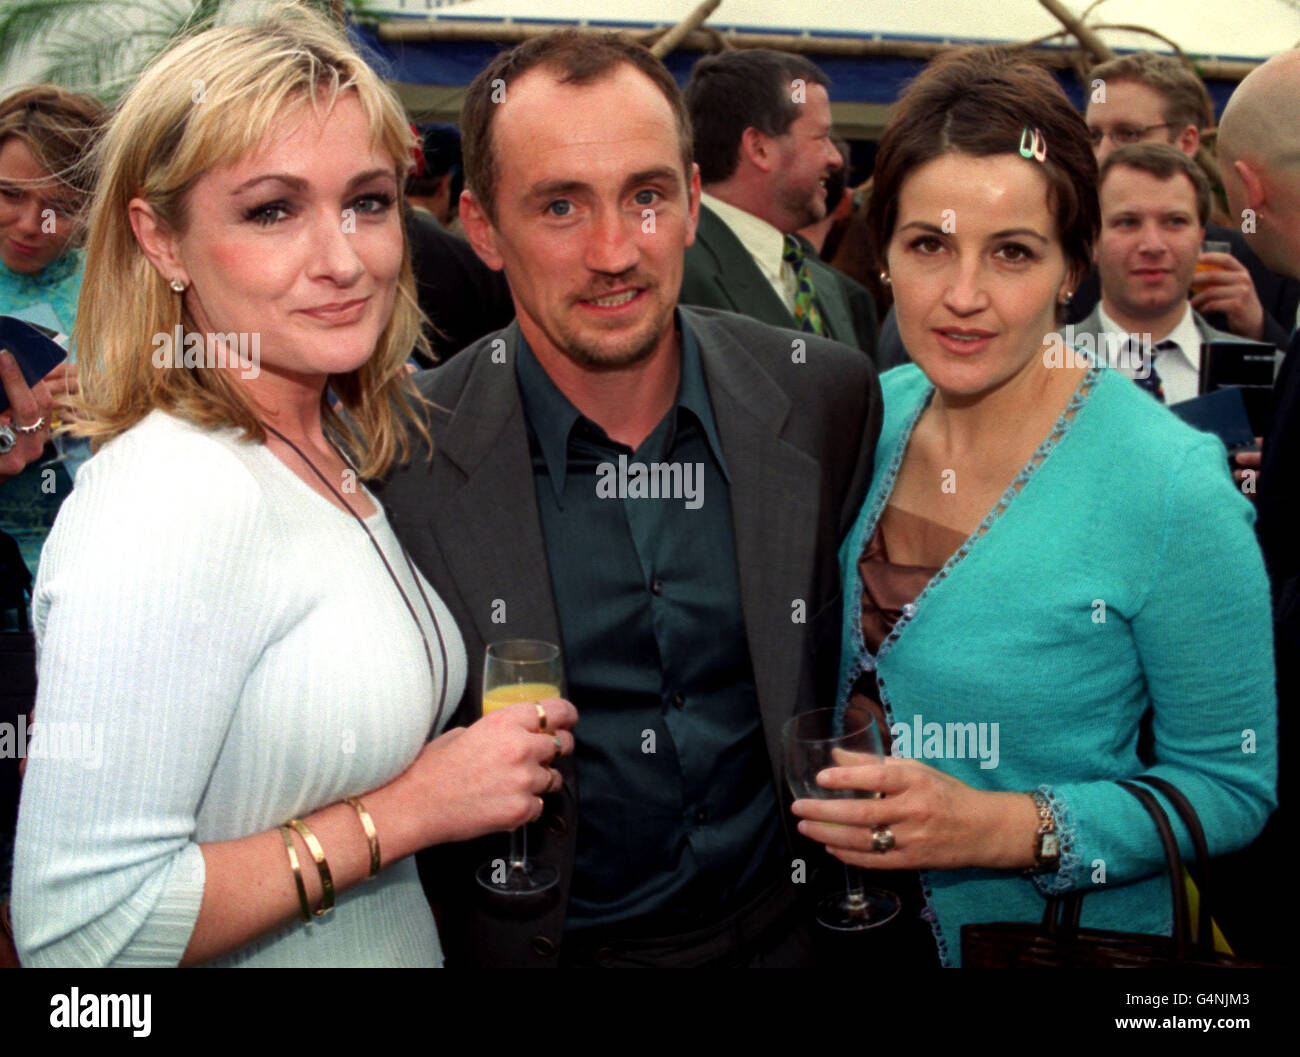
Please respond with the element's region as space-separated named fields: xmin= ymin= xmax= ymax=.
xmin=783 ymin=704 xmax=902 ymax=931
xmin=475 ymin=639 xmax=564 ymax=896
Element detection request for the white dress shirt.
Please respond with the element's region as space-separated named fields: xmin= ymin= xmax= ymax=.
xmin=1099 ymin=301 xmax=1203 ymax=405
xmin=700 ymin=192 xmax=798 ymax=311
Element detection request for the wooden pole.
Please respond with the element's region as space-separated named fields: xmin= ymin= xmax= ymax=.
xmin=649 ymin=0 xmax=722 ymax=58
xmin=1037 ymin=0 xmax=1114 ymax=62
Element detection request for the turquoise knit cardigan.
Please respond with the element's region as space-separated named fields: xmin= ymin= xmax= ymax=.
xmin=837 ymin=364 xmax=1278 ymax=967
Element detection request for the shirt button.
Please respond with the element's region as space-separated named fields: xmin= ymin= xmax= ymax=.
xmin=694 ymin=806 xmax=709 ymax=825
xmin=671 ymin=691 xmax=685 ymax=709
xmin=650 ymin=578 xmax=665 ymax=596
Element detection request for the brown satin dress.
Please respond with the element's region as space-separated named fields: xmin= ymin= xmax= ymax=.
xmin=850 ymin=504 xmax=968 ymax=715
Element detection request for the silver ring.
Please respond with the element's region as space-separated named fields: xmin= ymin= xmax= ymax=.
xmin=14 ymin=415 xmax=45 ymax=435
xmin=871 ymin=825 xmax=895 ymax=853
xmin=0 ymin=424 xmax=14 ymax=455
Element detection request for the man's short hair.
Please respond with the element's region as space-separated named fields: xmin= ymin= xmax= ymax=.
xmin=1088 ymin=52 xmax=1215 ymax=134
xmin=1099 ymin=142 xmax=1212 ymax=227
xmin=460 ymin=30 xmax=693 ymax=224
xmin=685 ymin=49 xmax=832 ymax=184
xmin=408 ymin=123 xmax=462 ymax=198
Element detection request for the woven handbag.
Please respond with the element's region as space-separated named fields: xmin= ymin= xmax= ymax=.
xmin=961 ymin=777 xmax=1267 ymax=968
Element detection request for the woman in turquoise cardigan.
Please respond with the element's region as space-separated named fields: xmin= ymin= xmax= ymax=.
xmin=791 ymin=49 xmax=1277 ymax=967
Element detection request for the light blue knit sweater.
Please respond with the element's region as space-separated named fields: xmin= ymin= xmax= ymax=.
xmin=837 ymin=364 xmax=1278 ymax=967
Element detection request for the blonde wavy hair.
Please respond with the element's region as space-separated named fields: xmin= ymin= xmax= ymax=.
xmin=67 ymin=2 xmax=430 ymax=478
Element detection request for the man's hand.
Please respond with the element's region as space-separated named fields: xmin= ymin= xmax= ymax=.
xmin=0 ymin=350 xmax=54 ymax=481
xmin=1190 ymin=253 xmax=1265 ymax=340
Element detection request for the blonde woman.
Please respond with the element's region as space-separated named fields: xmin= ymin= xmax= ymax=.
xmin=12 ymin=4 xmax=575 ymax=968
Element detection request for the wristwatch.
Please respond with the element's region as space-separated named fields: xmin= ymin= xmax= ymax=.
xmin=1027 ymin=791 xmax=1060 ymax=873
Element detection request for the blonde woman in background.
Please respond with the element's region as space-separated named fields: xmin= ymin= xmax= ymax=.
xmin=12 ymin=4 xmax=575 ymax=968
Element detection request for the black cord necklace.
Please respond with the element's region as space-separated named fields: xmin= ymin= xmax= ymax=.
xmin=261 ymin=421 xmax=450 ymax=733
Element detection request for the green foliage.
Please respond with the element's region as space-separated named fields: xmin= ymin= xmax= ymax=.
xmin=0 ymin=0 xmax=378 ymax=103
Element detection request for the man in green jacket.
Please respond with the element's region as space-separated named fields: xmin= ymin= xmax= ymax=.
xmin=680 ymin=49 xmax=876 ymax=361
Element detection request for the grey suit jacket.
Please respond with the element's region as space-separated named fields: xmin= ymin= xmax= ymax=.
xmin=1072 ymin=303 xmax=1244 ymax=354
xmin=680 ymin=203 xmax=868 ymax=355
xmin=1069 ymin=304 xmax=1279 ymax=397
xmin=374 ymin=305 xmax=881 ymax=967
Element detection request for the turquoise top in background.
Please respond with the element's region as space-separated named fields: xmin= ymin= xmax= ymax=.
xmin=1 ymin=247 xmax=83 ymax=335
xmin=1 ymin=248 xmax=86 ymax=581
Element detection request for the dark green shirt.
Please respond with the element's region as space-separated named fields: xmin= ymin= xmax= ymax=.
xmin=515 ymin=314 xmax=784 ymax=933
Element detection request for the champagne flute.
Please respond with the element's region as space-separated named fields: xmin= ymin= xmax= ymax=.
xmin=475 ymin=639 xmax=563 ymax=896
xmin=783 ymin=704 xmax=901 ymax=931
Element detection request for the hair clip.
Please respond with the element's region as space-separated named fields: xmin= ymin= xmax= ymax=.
xmin=1019 ymin=126 xmax=1047 ymax=163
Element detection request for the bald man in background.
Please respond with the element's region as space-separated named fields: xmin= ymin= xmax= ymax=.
xmin=1215 ymin=50 xmax=1300 ymax=963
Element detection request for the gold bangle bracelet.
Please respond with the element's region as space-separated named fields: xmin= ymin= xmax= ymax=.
xmin=279 ymin=824 xmax=311 ymax=924
xmin=346 ymin=796 xmax=382 ymax=879
xmin=287 ymin=818 xmax=335 ymax=916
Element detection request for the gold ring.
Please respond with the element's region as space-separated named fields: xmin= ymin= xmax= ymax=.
xmin=551 ymin=734 xmax=563 ymax=766
xmin=546 ymin=769 xmax=560 ymax=794
xmin=536 ymin=702 xmax=547 ymax=731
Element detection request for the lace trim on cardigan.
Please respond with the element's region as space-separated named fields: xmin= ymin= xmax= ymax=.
xmin=1029 ymin=784 xmax=1081 ymax=896
xmin=837 ymin=368 xmax=1101 ymax=959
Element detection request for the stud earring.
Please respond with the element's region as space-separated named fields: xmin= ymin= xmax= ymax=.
xmin=879 ymin=271 xmax=891 ymax=285
xmin=170 ymin=278 xmax=186 ymax=293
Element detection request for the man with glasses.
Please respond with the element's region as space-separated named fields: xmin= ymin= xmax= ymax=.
xmin=1074 ymin=51 xmax=1299 ymax=350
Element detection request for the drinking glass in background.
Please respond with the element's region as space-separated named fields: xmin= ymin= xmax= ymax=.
xmin=783 ymin=704 xmax=901 ymax=931
xmin=476 ymin=639 xmax=563 ymax=896
xmin=1192 ymin=240 xmax=1233 ymax=290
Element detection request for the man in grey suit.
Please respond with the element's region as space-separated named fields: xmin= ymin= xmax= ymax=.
xmin=375 ymin=32 xmax=881 ymax=967
xmin=678 ymin=50 xmax=874 ymax=359
xmin=1072 ymin=143 xmax=1274 ymax=404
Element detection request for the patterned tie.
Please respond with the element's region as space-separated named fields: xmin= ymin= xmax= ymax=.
xmin=781 ymin=235 xmax=826 ymax=337
xmin=1131 ymin=339 xmax=1176 ymax=404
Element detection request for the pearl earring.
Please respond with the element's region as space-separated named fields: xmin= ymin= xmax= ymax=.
xmin=170 ymin=278 xmax=186 ymax=293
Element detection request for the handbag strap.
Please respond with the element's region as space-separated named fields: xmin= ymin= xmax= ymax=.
xmin=1041 ymin=782 xmax=1193 ymax=961
xmin=1117 ymin=779 xmax=1191 ymax=962
xmin=1128 ymin=774 xmax=1214 ymax=952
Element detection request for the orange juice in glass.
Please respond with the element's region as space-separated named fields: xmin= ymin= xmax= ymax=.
xmin=1193 ymin=240 xmax=1232 ymax=290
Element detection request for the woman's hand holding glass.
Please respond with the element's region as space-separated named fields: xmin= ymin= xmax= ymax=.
xmin=791 ymin=755 xmax=1040 ymax=872
xmin=378 ymin=695 xmax=577 ymax=853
